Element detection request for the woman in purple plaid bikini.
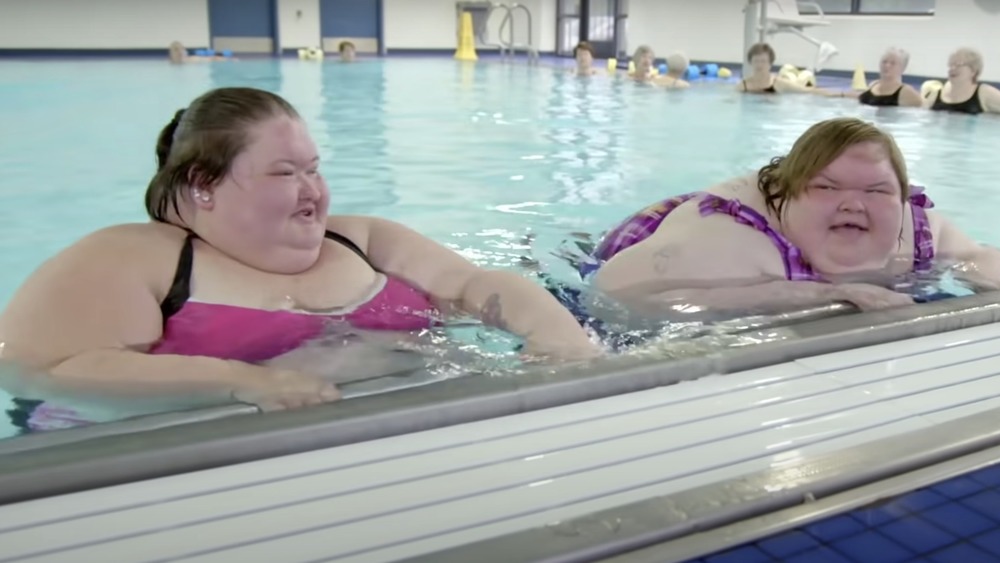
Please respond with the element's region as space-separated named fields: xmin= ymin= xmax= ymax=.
xmin=583 ymin=117 xmax=1000 ymax=313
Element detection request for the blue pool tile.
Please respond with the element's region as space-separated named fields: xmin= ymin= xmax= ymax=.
xmin=931 ymin=476 xmax=982 ymax=500
xmin=704 ymin=545 xmax=772 ymax=563
xmin=757 ymin=530 xmax=819 ymax=558
xmin=972 ymin=528 xmax=1000 ymax=557
xmin=831 ymin=531 xmax=913 ymax=563
xmin=968 ymin=464 xmax=1000 ymax=487
xmin=803 ymin=514 xmax=866 ymax=542
xmin=784 ymin=546 xmax=853 ymax=563
xmin=927 ymin=542 xmax=994 ymax=563
xmin=879 ymin=516 xmax=956 ymax=553
xmin=850 ymin=503 xmax=908 ymax=527
xmin=686 ymin=463 xmax=1000 ymax=563
xmin=958 ymin=489 xmax=1000 ymax=521
xmin=921 ymin=503 xmax=996 ymax=537
xmin=893 ymin=488 xmax=948 ymax=512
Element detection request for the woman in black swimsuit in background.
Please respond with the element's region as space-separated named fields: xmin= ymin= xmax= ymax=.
xmin=738 ymin=43 xmax=811 ymax=94
xmin=925 ymin=47 xmax=1000 ymax=115
xmin=853 ymin=48 xmax=923 ymax=107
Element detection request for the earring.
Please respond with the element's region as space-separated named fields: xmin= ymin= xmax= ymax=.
xmin=192 ymin=189 xmax=211 ymax=202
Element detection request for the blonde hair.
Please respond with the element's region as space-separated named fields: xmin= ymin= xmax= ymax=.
xmin=665 ymin=52 xmax=689 ymax=75
xmin=633 ymin=45 xmax=654 ymax=61
xmin=882 ymin=47 xmax=910 ymax=71
xmin=757 ymin=117 xmax=909 ymax=218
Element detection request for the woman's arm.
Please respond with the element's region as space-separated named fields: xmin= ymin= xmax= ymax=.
xmin=353 ymin=217 xmax=602 ymax=360
xmin=0 ymin=225 xmax=338 ymax=410
xmin=899 ymin=84 xmax=924 ymax=107
xmin=978 ymin=83 xmax=1000 ymax=114
xmin=594 ymin=221 xmax=912 ymax=314
xmin=933 ymin=213 xmax=1000 ymax=289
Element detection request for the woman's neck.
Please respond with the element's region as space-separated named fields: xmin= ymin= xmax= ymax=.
xmin=949 ymin=79 xmax=977 ymax=93
xmin=878 ymin=76 xmax=902 ymax=89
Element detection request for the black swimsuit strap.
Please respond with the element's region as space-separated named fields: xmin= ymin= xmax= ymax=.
xmin=158 ymin=230 xmax=375 ymax=322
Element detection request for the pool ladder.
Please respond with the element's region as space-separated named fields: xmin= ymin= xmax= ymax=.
xmin=485 ymin=2 xmax=539 ymax=63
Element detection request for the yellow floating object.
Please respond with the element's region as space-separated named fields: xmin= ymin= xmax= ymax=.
xmin=718 ymin=67 xmax=732 ymax=78
xmin=797 ymin=69 xmax=816 ymax=87
xmin=607 ymin=58 xmax=617 ymax=72
xmin=921 ymin=79 xmax=944 ymax=99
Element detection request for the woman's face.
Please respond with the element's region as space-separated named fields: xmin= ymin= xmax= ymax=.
xmin=198 ymin=116 xmax=331 ymax=272
xmin=879 ymin=53 xmax=904 ymax=80
xmin=781 ymin=142 xmax=906 ymax=276
xmin=635 ymin=51 xmax=653 ymax=75
xmin=750 ymin=53 xmax=772 ymax=75
xmin=576 ymin=48 xmax=593 ymax=69
xmin=948 ymin=53 xmax=976 ymax=83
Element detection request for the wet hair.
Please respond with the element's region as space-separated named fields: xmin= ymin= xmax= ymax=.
xmin=757 ymin=117 xmax=910 ymax=218
xmin=338 ymin=41 xmax=355 ymax=53
xmin=573 ymin=41 xmax=593 ymax=57
xmin=747 ymin=42 xmax=776 ymax=64
xmin=146 ymin=87 xmax=299 ymax=224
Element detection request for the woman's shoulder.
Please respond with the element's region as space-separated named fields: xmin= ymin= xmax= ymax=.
xmin=78 ymin=222 xmax=190 ymax=252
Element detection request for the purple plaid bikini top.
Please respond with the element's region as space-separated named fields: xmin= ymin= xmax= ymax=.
xmin=578 ymin=186 xmax=935 ymax=280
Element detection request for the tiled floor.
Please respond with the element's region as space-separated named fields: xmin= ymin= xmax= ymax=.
xmin=688 ymin=463 xmax=1000 ymax=563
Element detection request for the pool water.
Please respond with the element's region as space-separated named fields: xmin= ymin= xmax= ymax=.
xmin=1 ymin=57 xmax=999 ymax=437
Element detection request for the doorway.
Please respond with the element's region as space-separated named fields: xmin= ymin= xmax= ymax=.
xmin=207 ymin=0 xmax=279 ymax=54
xmin=556 ymin=0 xmax=628 ymax=59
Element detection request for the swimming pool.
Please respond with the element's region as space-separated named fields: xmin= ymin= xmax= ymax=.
xmin=5 ymin=55 xmax=1000 ymax=560
xmin=1 ymin=57 xmax=1000 ymax=439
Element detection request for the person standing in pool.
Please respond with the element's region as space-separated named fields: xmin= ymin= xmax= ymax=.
xmin=825 ymin=48 xmax=922 ymax=107
xmin=579 ymin=117 xmax=1000 ymax=313
xmin=628 ymin=45 xmax=656 ymax=82
xmin=572 ymin=41 xmax=598 ymax=76
xmin=738 ymin=43 xmax=810 ymax=94
xmin=338 ymin=41 xmax=357 ymax=62
xmin=168 ymin=41 xmax=232 ymax=64
xmin=924 ymin=48 xmax=1000 ymax=115
xmin=0 ymin=87 xmax=601 ymax=414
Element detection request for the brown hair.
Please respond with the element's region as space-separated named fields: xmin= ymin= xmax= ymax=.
xmin=573 ymin=41 xmax=593 ymax=57
xmin=338 ymin=41 xmax=355 ymax=53
xmin=746 ymin=42 xmax=776 ymax=64
xmin=146 ymin=87 xmax=298 ymax=223
xmin=757 ymin=117 xmax=910 ymax=218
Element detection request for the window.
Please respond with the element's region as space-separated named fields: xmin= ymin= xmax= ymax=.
xmin=858 ymin=0 xmax=934 ymax=13
xmin=798 ymin=0 xmax=853 ymax=14
xmin=798 ymin=0 xmax=934 ymax=15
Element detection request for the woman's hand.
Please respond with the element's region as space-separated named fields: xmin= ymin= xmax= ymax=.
xmin=233 ymin=369 xmax=341 ymax=411
xmin=520 ymin=335 xmax=605 ymax=363
xmin=830 ymin=283 xmax=915 ymax=311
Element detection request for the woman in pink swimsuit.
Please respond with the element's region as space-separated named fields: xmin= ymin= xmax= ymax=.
xmin=0 ymin=87 xmax=601 ymax=426
xmin=588 ymin=117 xmax=1000 ymax=314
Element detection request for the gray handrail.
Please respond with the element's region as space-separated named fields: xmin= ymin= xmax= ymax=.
xmin=496 ymin=2 xmax=538 ymax=61
xmin=479 ymin=3 xmax=512 ymax=56
xmin=0 ymin=366 xmax=442 ymax=456
xmin=0 ymin=301 xmax=857 ymax=456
